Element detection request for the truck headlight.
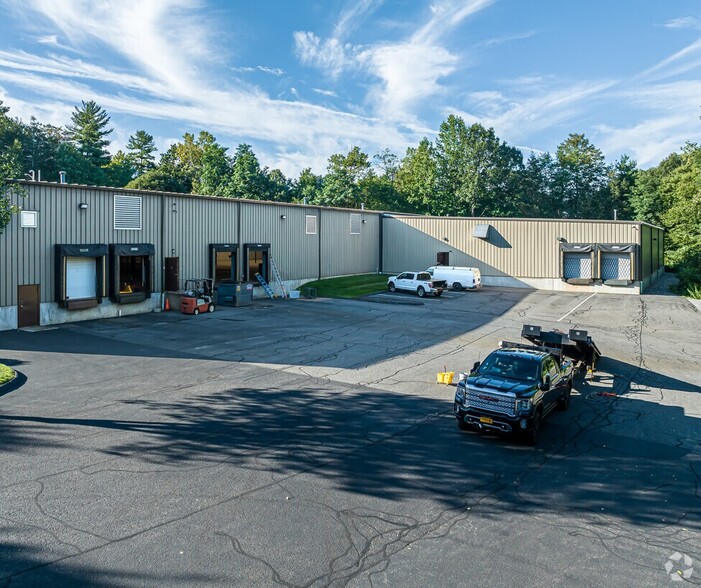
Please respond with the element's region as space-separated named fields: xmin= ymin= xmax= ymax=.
xmin=455 ymin=388 xmax=465 ymax=404
xmin=517 ymin=399 xmax=532 ymax=412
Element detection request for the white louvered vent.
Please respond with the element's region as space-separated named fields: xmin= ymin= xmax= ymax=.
xmin=305 ymin=215 xmax=317 ymax=235
xmin=350 ymin=213 xmax=361 ymax=235
xmin=114 ymin=195 xmax=142 ymax=230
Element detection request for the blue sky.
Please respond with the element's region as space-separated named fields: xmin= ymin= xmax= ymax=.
xmin=1 ymin=0 xmax=700 ymax=178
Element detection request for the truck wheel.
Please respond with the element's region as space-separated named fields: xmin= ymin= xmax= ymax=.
xmin=435 ymin=291 xmax=442 ymax=297
xmin=558 ymin=383 xmax=572 ymax=411
xmin=388 ymin=282 xmax=396 ymax=292
xmin=193 ymin=308 xmax=199 ymax=315
xmin=417 ymin=286 xmax=426 ymax=298
xmin=453 ymin=282 xmax=463 ymax=291
xmin=525 ymin=411 xmax=541 ymax=446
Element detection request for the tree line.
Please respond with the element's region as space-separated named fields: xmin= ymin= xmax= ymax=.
xmin=1 ymin=99 xmax=699 ymax=296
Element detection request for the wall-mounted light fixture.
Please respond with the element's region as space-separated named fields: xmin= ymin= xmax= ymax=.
xmin=78 ymin=202 xmax=88 ymax=210
xmin=443 ymin=237 xmax=449 ymax=242
xmin=361 ymin=219 xmax=367 ymax=224
xmin=280 ymin=214 xmax=287 ymax=220
xmin=557 ymin=236 xmax=567 ymax=243
xmin=172 ymin=202 xmax=177 ymax=213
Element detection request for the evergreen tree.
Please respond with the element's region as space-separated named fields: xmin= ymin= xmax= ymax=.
xmin=65 ymin=100 xmax=113 ymax=184
xmin=126 ymin=130 xmax=157 ymax=176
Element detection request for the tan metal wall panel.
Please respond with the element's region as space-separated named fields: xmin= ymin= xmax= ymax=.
xmin=240 ymin=202 xmax=320 ymax=281
xmin=320 ymin=210 xmax=380 ymax=277
xmin=383 ymin=217 xmax=640 ymax=278
xmin=163 ymin=195 xmax=238 ymax=287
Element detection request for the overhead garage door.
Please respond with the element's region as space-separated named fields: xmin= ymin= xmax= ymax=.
xmin=563 ymin=253 xmax=592 ymax=279
xmin=601 ymin=253 xmax=631 ymax=281
xmin=66 ymin=257 xmax=96 ymax=300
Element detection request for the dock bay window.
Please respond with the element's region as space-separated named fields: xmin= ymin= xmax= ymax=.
xmin=109 ymin=243 xmax=154 ymax=303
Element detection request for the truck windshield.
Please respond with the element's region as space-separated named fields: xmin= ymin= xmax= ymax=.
xmin=479 ymin=353 xmax=539 ymax=382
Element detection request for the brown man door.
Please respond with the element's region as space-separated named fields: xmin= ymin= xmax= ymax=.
xmin=165 ymin=257 xmax=180 ymax=291
xmin=17 ymin=285 xmax=40 ymax=328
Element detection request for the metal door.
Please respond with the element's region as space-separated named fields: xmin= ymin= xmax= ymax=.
xmin=18 ymin=285 xmax=40 ymax=328
xmin=437 ymin=252 xmax=449 ymax=266
xmin=165 ymin=257 xmax=180 ymax=291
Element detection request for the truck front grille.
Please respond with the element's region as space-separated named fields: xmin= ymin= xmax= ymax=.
xmin=465 ymin=388 xmax=516 ymax=417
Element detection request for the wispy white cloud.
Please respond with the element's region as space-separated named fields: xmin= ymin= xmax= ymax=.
xmin=333 ymin=0 xmax=384 ymax=40
xmin=233 ymin=65 xmax=285 ymax=76
xmin=293 ymin=32 xmax=352 ymax=78
xmin=663 ymin=16 xmax=701 ymax=30
xmin=312 ymin=88 xmax=338 ymax=98
xmin=636 ymin=37 xmax=701 ymax=82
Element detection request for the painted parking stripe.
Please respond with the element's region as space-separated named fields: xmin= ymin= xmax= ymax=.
xmin=557 ymin=292 xmax=597 ymax=323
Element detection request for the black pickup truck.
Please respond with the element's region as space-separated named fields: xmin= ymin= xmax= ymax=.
xmin=454 ymin=347 xmax=573 ymax=444
xmin=454 ymin=325 xmax=600 ymax=444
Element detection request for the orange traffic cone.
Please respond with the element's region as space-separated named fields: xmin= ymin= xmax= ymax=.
xmin=164 ymin=296 xmax=170 ymax=311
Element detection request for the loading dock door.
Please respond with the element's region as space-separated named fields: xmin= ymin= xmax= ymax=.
xmin=560 ymin=243 xmax=596 ymax=284
xmin=599 ymin=243 xmax=636 ymax=284
xmin=66 ymin=257 xmax=97 ymax=300
xmin=601 ymin=253 xmax=630 ymax=281
xmin=563 ymin=254 xmax=592 ymax=280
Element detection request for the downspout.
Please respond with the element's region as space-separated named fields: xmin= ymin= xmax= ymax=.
xmin=237 ymin=200 xmax=242 ymax=281
xmin=160 ymin=193 xmax=165 ymax=309
xmin=378 ymin=213 xmax=384 ymax=273
xmin=318 ymin=207 xmax=322 ymax=280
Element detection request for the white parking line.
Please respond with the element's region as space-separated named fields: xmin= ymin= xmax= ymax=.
xmin=557 ymin=292 xmax=597 ymax=322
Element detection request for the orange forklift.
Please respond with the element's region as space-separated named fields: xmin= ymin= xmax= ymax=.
xmin=180 ymin=279 xmax=215 ymax=315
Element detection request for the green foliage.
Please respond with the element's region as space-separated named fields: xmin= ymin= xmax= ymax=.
xmin=293 ymin=167 xmax=322 ymax=203
xmin=554 ymin=133 xmax=609 ymax=218
xmin=319 ymin=147 xmax=372 ymax=208
xmin=66 ymin=101 xmax=113 ymax=182
xmin=126 ymin=130 xmax=157 ymax=176
xmin=0 ymin=182 xmax=26 ymax=235
xmin=103 ymin=150 xmax=135 ymax=187
xmin=228 ymin=143 xmax=267 ymax=199
xmin=0 ymin=362 xmax=15 ymax=386
xmin=126 ymin=166 xmax=190 ymax=193
xmin=396 ymin=138 xmax=437 ymax=214
xmin=296 ymin=274 xmax=388 ymax=298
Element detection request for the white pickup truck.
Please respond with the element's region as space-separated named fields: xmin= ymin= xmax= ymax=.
xmin=387 ymin=271 xmax=447 ymax=298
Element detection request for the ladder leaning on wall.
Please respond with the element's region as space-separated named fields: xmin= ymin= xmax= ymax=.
xmin=255 ymin=273 xmax=275 ymax=299
xmin=269 ymin=254 xmax=287 ymax=298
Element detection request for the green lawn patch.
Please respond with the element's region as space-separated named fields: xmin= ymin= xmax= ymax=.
xmin=0 ymin=363 xmax=15 ymax=386
xmin=298 ymin=274 xmax=389 ymax=299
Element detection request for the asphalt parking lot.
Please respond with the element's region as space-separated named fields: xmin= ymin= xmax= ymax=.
xmin=1 ymin=286 xmax=700 ymax=587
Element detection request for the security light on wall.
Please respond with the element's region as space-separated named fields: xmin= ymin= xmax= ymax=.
xmin=361 ymin=219 xmax=367 ymax=224
xmin=557 ymin=236 xmax=567 ymax=243
xmin=443 ymin=237 xmax=449 ymax=242
xmin=78 ymin=202 xmax=88 ymax=210
xmin=280 ymin=214 xmax=286 ymax=219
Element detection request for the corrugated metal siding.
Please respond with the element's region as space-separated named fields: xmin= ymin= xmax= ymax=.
xmin=320 ymin=210 xmax=380 ymax=277
xmin=240 ymin=202 xmax=320 ymax=281
xmin=383 ymin=216 xmax=641 ymax=278
xmin=164 ymin=195 xmax=238 ymax=287
xmin=0 ymin=184 xmax=160 ymax=304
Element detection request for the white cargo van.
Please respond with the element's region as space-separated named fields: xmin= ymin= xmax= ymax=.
xmin=425 ymin=266 xmax=482 ymax=291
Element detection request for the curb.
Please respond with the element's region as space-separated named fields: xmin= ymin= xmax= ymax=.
xmin=0 ymin=367 xmax=25 ymax=396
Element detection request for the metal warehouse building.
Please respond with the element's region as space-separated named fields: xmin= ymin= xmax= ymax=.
xmin=0 ymin=181 xmax=664 ymax=330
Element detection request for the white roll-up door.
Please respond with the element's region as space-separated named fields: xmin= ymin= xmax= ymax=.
xmin=66 ymin=257 xmax=96 ymax=299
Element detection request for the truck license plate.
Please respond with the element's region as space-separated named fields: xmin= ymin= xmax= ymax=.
xmin=479 ymin=416 xmax=493 ymax=425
